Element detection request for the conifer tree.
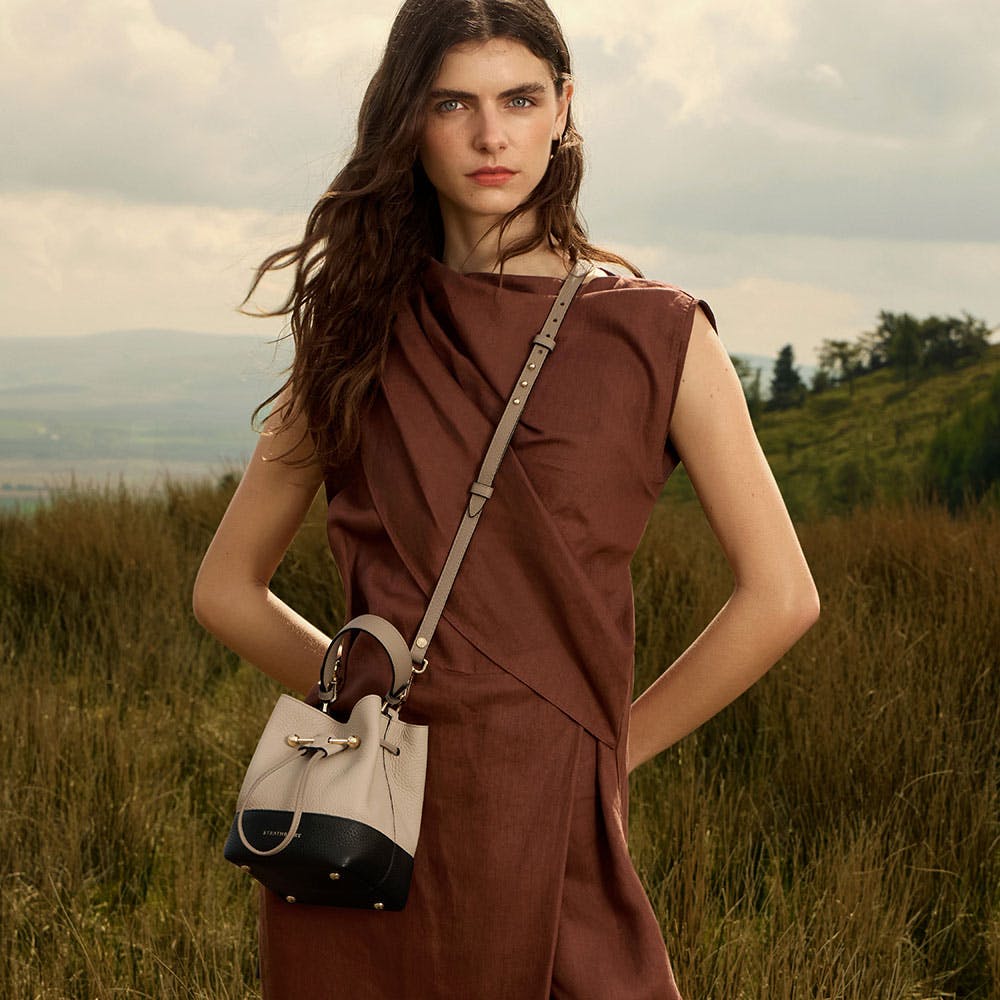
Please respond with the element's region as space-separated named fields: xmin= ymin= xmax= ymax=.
xmin=769 ymin=345 xmax=805 ymax=410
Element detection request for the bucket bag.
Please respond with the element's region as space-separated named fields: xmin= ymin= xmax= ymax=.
xmin=224 ymin=261 xmax=595 ymax=909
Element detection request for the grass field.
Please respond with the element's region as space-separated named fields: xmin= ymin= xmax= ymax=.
xmin=1 ymin=481 xmax=997 ymax=998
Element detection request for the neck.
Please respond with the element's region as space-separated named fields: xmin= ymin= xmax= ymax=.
xmin=439 ymin=205 xmax=571 ymax=277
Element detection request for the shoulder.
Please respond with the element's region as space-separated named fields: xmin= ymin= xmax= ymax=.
xmin=590 ymin=269 xmax=719 ymax=335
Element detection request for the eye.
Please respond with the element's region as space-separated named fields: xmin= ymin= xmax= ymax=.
xmin=435 ymin=99 xmax=465 ymax=113
xmin=508 ymin=96 xmax=537 ymax=109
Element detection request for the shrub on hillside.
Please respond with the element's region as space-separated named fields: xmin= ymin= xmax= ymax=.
xmin=924 ymin=372 xmax=1000 ymax=510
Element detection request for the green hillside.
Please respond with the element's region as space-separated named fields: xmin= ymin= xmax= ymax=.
xmin=663 ymin=344 xmax=1000 ymax=517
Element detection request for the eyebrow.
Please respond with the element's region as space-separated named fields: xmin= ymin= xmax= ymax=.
xmin=428 ymin=81 xmax=549 ymax=102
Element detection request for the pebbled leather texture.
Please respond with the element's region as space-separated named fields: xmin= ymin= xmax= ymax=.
xmin=233 ymin=693 xmax=428 ymax=856
xmin=322 ymin=613 xmax=418 ymax=703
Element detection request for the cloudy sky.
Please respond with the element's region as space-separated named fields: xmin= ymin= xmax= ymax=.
xmin=1 ymin=0 xmax=997 ymax=363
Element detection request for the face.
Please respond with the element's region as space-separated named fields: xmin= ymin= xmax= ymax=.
xmin=417 ymin=36 xmax=572 ymax=233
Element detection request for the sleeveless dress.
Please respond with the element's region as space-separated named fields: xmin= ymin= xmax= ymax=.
xmin=258 ymin=257 xmax=716 ymax=999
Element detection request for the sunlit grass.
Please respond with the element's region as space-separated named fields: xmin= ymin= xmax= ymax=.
xmin=1 ymin=482 xmax=996 ymax=998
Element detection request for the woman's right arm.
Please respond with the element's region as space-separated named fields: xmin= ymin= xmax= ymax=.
xmin=192 ymin=399 xmax=330 ymax=697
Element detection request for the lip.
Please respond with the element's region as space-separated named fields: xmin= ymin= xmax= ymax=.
xmin=467 ymin=167 xmax=517 ymax=187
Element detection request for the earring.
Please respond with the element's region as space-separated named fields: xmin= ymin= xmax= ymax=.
xmin=549 ymin=135 xmax=561 ymax=161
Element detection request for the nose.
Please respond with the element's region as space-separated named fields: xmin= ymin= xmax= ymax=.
xmin=473 ymin=106 xmax=508 ymax=154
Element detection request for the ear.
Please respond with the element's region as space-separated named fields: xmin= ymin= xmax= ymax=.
xmin=554 ymin=79 xmax=574 ymax=137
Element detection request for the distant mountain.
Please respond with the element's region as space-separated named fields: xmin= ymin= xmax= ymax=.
xmin=0 ymin=330 xmax=292 ymax=476
xmin=1 ymin=328 xmax=292 ymax=417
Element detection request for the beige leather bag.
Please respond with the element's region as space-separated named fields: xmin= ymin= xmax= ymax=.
xmin=224 ymin=262 xmax=594 ymax=910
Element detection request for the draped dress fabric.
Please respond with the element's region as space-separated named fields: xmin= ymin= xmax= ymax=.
xmin=258 ymin=258 xmax=716 ymax=999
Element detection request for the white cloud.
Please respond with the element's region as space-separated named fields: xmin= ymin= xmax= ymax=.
xmin=0 ymin=1 xmax=997 ymax=354
xmin=0 ymin=0 xmax=233 ymax=98
xmin=265 ymin=1 xmax=397 ymax=81
xmin=0 ymin=190 xmax=300 ymax=337
xmin=5 ymin=188 xmax=996 ymax=381
xmin=558 ymin=0 xmax=1000 ymax=143
xmin=555 ymin=0 xmax=799 ymax=122
xmin=608 ymin=233 xmax=1000 ymax=361
xmin=698 ymin=278 xmax=867 ymax=360
xmin=808 ymin=63 xmax=844 ymax=89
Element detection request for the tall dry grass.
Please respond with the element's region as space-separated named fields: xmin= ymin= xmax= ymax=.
xmin=631 ymin=501 xmax=1000 ymax=999
xmin=1 ymin=482 xmax=997 ymax=998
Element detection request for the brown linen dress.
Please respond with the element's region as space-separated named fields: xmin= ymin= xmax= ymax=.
xmin=258 ymin=258 xmax=716 ymax=999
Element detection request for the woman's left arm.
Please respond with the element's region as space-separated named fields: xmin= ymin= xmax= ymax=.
xmin=627 ymin=305 xmax=821 ymax=773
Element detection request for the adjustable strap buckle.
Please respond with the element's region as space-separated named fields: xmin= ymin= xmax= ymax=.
xmin=318 ymin=641 xmax=343 ymax=714
xmin=384 ymin=657 xmax=428 ymax=712
xmin=468 ymin=479 xmax=495 ymax=517
xmin=530 ymin=332 xmax=557 ymax=352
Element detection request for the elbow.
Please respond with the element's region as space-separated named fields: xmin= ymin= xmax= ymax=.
xmin=799 ymin=580 xmax=821 ymax=634
xmin=780 ymin=573 xmax=821 ymax=641
xmin=740 ymin=569 xmax=819 ymax=644
xmin=191 ymin=563 xmax=231 ymax=636
xmin=192 ymin=559 xmax=267 ymax=640
xmin=191 ymin=570 xmax=215 ymax=632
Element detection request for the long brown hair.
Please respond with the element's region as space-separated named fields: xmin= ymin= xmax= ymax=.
xmin=244 ymin=0 xmax=641 ymax=472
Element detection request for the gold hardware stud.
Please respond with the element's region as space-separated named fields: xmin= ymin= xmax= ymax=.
xmin=374 ymin=902 xmax=385 ymax=910
xmin=326 ymin=734 xmax=361 ymax=749
xmin=520 ymin=380 xmax=528 ymax=387
xmin=286 ymin=734 xmax=315 ymax=748
xmin=528 ymin=362 xmax=536 ymax=369
xmin=513 ymin=398 xmax=521 ymax=405
xmin=286 ymin=896 xmax=296 ymax=904
xmin=329 ymin=872 xmax=341 ymax=881
xmin=416 ymin=636 xmax=428 ymax=648
xmin=240 ymin=865 xmax=251 ymax=873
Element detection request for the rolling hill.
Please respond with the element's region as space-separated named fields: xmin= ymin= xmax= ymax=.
xmin=663 ymin=344 xmax=1000 ymax=516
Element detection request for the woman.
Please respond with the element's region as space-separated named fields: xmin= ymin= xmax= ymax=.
xmin=193 ymin=1 xmax=820 ymax=997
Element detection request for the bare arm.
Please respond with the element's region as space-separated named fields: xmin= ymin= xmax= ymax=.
xmin=192 ymin=401 xmax=330 ymax=697
xmin=627 ymin=307 xmax=821 ymax=773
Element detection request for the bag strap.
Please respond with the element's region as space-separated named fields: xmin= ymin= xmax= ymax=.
xmin=407 ymin=261 xmax=594 ymax=667
xmin=320 ymin=261 xmax=595 ymax=710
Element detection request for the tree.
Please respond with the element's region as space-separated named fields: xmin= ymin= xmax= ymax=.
xmin=815 ymin=342 xmax=838 ymax=388
xmin=921 ymin=315 xmax=963 ymax=370
xmin=877 ymin=311 xmax=921 ymax=382
xmin=768 ymin=345 xmax=805 ymax=410
xmin=730 ymin=355 xmax=763 ymax=420
xmin=811 ymin=368 xmax=832 ymax=394
xmin=954 ymin=312 xmax=992 ymax=360
xmin=857 ymin=328 xmax=889 ymax=372
xmin=922 ymin=313 xmax=992 ymax=371
xmin=874 ymin=309 xmax=992 ymax=379
xmin=818 ymin=339 xmax=864 ymax=395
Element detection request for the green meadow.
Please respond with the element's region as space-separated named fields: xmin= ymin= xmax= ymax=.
xmin=1 ymin=477 xmax=997 ymax=998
